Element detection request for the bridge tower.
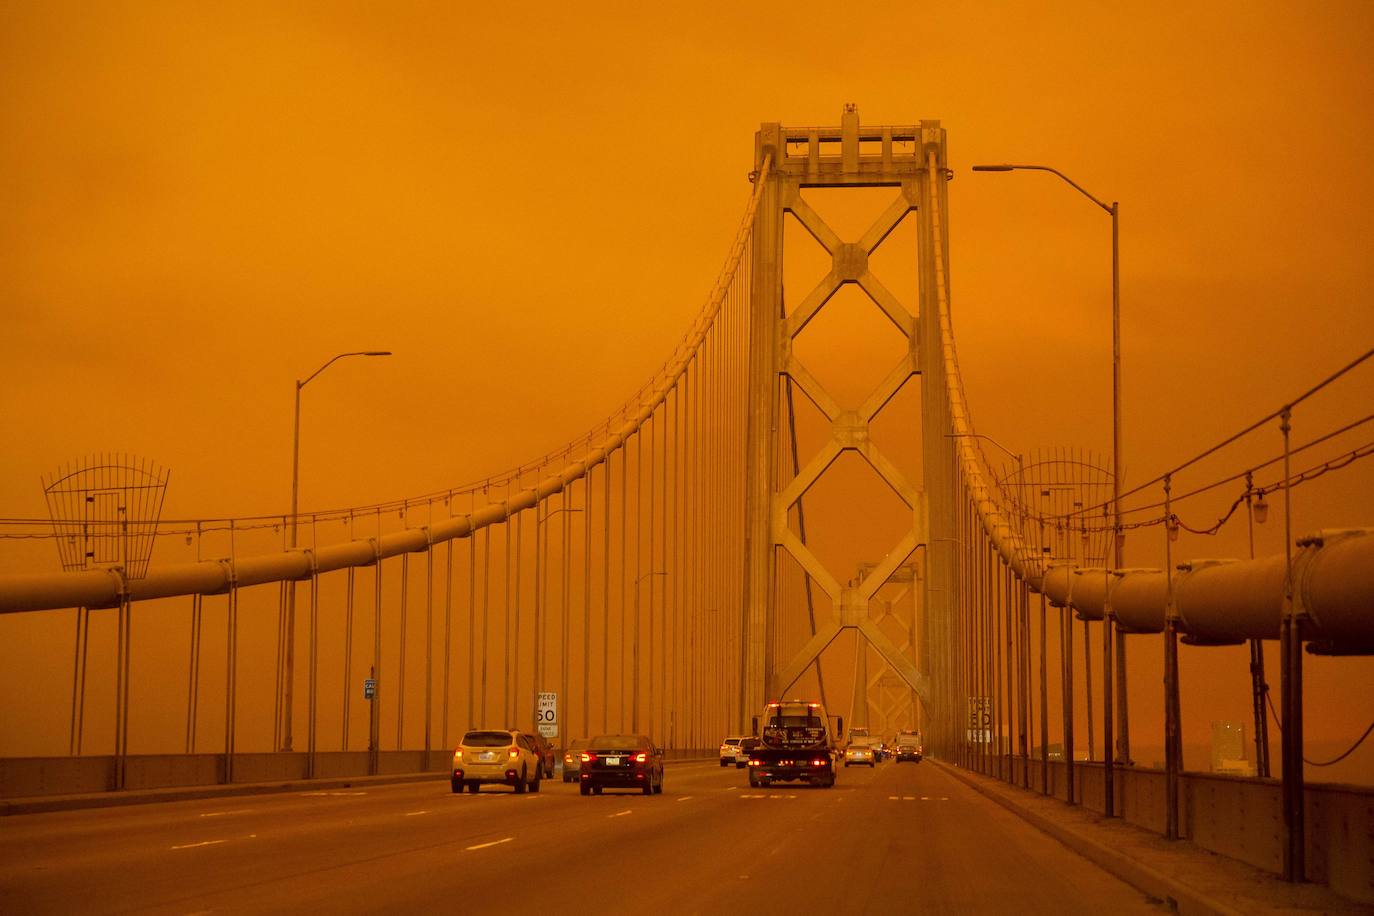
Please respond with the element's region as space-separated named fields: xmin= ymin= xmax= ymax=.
xmin=741 ymin=107 xmax=956 ymax=740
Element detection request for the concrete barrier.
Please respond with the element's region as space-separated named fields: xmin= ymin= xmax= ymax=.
xmin=966 ymin=755 xmax=1374 ymax=904
xmin=0 ymin=747 xmax=721 ymax=800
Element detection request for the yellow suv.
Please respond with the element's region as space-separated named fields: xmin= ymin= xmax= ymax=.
xmin=452 ymin=729 xmax=544 ymax=794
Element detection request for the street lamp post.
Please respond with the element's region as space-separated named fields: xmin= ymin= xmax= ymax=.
xmin=286 ymin=350 xmax=391 ymax=752
xmin=974 ymin=160 xmax=1125 ymax=808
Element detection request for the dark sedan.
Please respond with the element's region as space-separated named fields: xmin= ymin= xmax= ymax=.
xmin=579 ymin=734 xmax=664 ymax=796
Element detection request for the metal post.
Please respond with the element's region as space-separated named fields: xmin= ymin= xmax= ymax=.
xmin=425 ymin=541 xmax=433 ymax=758
xmin=397 ymin=552 xmax=408 ymax=749
xmin=1163 ymin=475 xmax=1181 ymax=840
xmin=288 ymin=350 xmax=390 ymax=752
xmin=1039 ymin=589 xmax=1049 ymax=795
xmin=1279 ymin=408 xmax=1304 ymax=881
xmin=307 ymin=559 xmax=319 ymax=778
xmin=1244 ymin=474 xmax=1271 ymax=778
xmin=1063 ymin=599 xmax=1075 ymax=804
xmin=1103 ymin=570 xmax=1115 ymax=817
xmin=343 ymin=516 xmax=356 ymax=750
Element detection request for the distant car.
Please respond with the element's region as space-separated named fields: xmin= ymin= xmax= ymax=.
xmin=720 ymin=735 xmax=747 ymax=767
xmin=894 ymin=734 xmax=923 ymax=763
xmin=580 ymin=734 xmax=665 ymax=796
xmin=735 ymin=736 xmax=761 ymax=768
xmin=452 ymin=729 xmax=544 ymax=793
xmin=844 ymin=743 xmax=876 ymax=767
xmin=562 ymin=738 xmax=590 ymax=782
xmin=529 ymin=733 xmax=556 ymax=778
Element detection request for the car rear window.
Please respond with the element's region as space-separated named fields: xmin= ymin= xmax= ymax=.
xmin=591 ymin=735 xmax=643 ymax=749
xmin=462 ymin=731 xmax=513 ymax=747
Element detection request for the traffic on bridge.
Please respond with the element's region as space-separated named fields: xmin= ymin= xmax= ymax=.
xmin=3 ymin=3 xmax=1372 ymax=913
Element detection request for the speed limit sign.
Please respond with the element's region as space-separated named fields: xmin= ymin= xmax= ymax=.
xmin=536 ymin=691 xmax=558 ymax=738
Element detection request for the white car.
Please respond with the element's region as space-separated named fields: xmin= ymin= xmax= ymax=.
xmin=844 ymin=743 xmax=876 ymax=767
xmin=719 ymin=736 xmax=747 ymax=767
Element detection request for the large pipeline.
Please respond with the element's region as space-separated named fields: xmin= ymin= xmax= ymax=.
xmin=1037 ymin=528 xmax=1374 ymax=651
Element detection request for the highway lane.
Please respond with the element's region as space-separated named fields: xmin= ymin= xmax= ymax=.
xmin=1 ymin=759 xmax=1166 ymax=914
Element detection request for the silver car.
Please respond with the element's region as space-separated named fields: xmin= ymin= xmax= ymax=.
xmin=562 ymin=737 xmax=590 ymax=782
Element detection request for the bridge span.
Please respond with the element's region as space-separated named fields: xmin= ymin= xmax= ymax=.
xmin=2 ymin=110 xmax=1372 ymax=907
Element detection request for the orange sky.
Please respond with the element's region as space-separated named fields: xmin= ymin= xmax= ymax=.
xmin=2 ymin=1 xmax=1373 ymax=768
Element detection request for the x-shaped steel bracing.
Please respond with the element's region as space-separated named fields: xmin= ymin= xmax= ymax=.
xmin=770 ymin=181 xmax=930 ymax=704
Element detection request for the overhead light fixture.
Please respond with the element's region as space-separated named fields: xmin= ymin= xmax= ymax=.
xmin=1253 ymin=492 xmax=1269 ymax=525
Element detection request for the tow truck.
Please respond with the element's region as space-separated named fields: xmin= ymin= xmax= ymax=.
xmin=746 ymin=699 xmax=842 ymax=788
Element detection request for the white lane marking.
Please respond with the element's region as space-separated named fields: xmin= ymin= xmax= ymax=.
xmin=726 ymin=786 xmax=737 ymax=791
xmin=940 ymin=796 xmax=949 ymax=801
xmin=609 ymin=809 xmax=633 ymax=818
xmin=888 ymin=795 xmax=899 ymax=800
xmin=920 ymin=795 xmax=930 ymax=800
xmin=405 ymin=810 xmax=429 ymax=817
xmin=676 ymin=796 xmax=692 ymax=802
xmin=466 ymin=837 xmax=514 ymax=851
xmin=199 ymin=809 xmax=249 ymax=818
xmin=171 ymin=840 xmax=226 ymax=850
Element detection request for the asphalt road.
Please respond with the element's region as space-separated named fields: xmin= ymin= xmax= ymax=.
xmin=0 ymin=759 xmax=1167 ymax=914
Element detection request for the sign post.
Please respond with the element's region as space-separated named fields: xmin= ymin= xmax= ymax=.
xmin=536 ymin=691 xmax=558 ymax=739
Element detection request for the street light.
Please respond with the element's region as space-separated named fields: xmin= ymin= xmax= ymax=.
xmin=974 ymin=161 xmax=1129 ymax=798
xmin=285 ymin=349 xmax=391 ymax=751
xmin=971 ymin=163 xmax=1122 ymax=570
xmin=632 ymin=570 xmax=667 ymax=732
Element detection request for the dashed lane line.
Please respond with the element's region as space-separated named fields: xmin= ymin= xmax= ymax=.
xmin=676 ymin=796 xmax=693 ymax=802
xmin=609 ymin=810 xmax=633 ymax=818
xmin=199 ymin=810 xmax=249 ymax=818
xmin=466 ymin=837 xmax=514 ymax=851
xmin=171 ymin=840 xmax=226 ymax=850
xmin=405 ymin=810 xmax=429 ymax=816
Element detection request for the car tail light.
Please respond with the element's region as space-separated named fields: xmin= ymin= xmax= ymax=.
xmin=454 ymin=750 xmax=463 ymax=761
xmin=634 ymin=752 xmax=647 ymax=763
xmin=811 ymin=758 xmax=825 ymax=767
xmin=508 ymin=747 xmax=519 ymax=760
xmin=581 ymin=752 xmax=594 ymax=763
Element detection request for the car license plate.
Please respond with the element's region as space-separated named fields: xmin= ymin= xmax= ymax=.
xmin=479 ymin=752 xmax=496 ymax=762
xmin=605 ymin=756 xmax=622 ymax=766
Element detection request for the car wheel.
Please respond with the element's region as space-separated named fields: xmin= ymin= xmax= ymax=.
xmin=748 ymin=772 xmax=759 ymax=788
xmin=580 ymin=782 xmax=591 ymax=796
xmin=720 ymin=759 xmax=729 ymax=768
xmin=514 ymin=767 xmax=527 ymax=794
xmin=593 ymin=785 xmax=603 ymax=796
xmin=530 ymin=769 xmax=541 ymax=793
xmin=467 ymin=782 xmax=479 ymax=794
xmin=653 ymin=774 xmax=664 ymax=794
xmin=450 ymin=778 xmax=462 ymax=794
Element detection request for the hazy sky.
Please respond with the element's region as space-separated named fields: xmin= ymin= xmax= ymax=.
xmin=2 ymin=1 xmax=1372 ymax=766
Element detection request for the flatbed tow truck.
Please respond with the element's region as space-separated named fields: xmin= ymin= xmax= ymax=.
xmin=746 ymin=699 xmax=842 ymax=788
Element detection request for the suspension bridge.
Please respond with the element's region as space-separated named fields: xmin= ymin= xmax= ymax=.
xmin=2 ymin=109 xmax=1372 ymax=908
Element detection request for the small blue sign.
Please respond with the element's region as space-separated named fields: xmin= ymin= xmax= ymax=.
xmin=363 ymin=678 xmax=377 ymax=700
